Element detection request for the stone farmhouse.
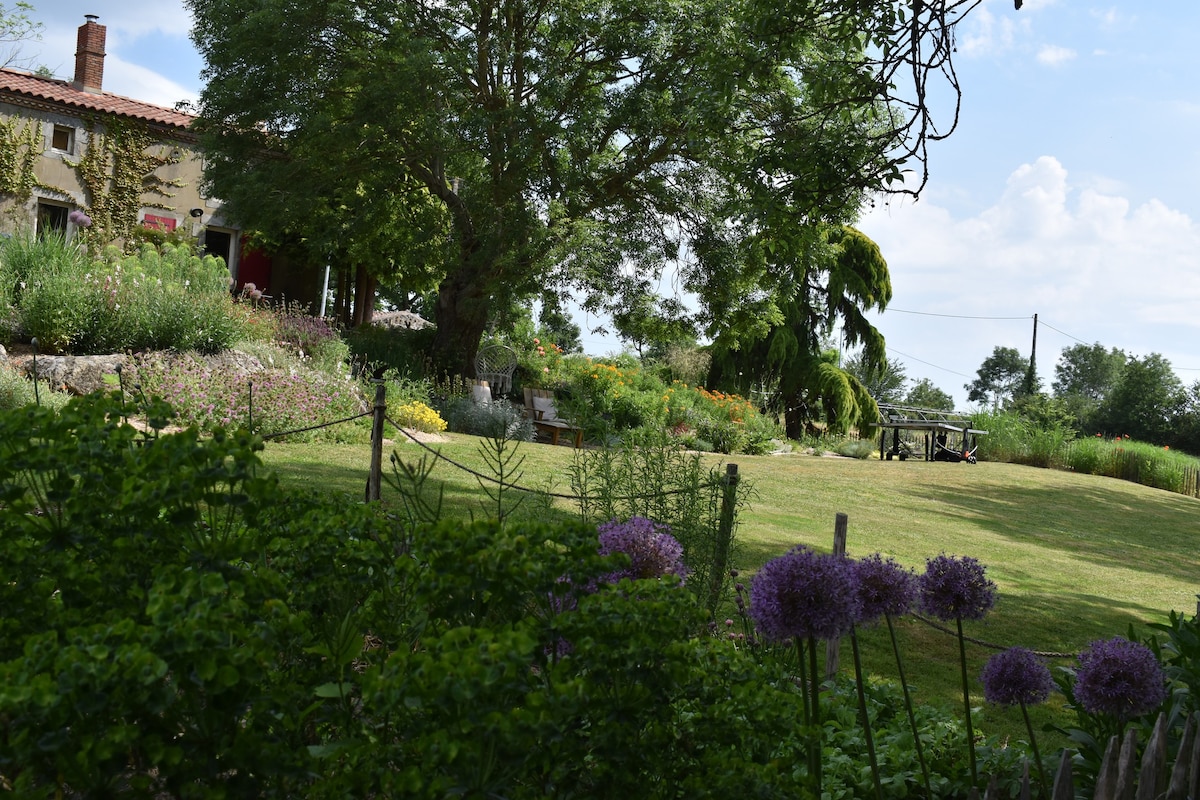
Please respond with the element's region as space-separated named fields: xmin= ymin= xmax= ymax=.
xmin=0 ymin=15 xmax=320 ymax=305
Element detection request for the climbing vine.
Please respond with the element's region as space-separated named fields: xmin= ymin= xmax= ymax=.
xmin=0 ymin=116 xmax=43 ymax=209
xmin=71 ymin=116 xmax=184 ymax=247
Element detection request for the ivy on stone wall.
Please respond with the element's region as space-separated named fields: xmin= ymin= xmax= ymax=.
xmin=0 ymin=117 xmax=43 ymax=208
xmin=71 ymin=116 xmax=184 ymax=246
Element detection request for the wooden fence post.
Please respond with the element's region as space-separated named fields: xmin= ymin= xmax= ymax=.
xmin=706 ymin=463 xmax=739 ymax=616
xmin=824 ymin=512 xmax=849 ymax=681
xmin=367 ymin=380 xmax=386 ymax=502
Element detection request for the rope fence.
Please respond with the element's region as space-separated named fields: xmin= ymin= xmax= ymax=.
xmin=106 ymin=372 xmax=1102 ymax=662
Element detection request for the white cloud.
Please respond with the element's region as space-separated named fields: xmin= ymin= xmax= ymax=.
xmin=1036 ymin=45 xmax=1077 ymax=65
xmin=858 ymin=157 xmax=1200 ymax=405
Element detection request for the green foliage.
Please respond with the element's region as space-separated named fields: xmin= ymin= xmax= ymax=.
xmin=1093 ymin=353 xmax=1184 ymax=446
xmin=128 ymin=350 xmax=368 ymax=443
xmin=71 ymin=118 xmax=186 ymax=250
xmin=568 ymin=427 xmax=751 ymax=614
xmin=0 ymin=360 xmax=70 ymax=411
xmin=188 ymin=0 xmax=982 ymax=376
xmin=344 ymin=323 xmax=436 ymax=378
xmin=273 ymin=300 xmax=349 ymax=371
xmin=5 ymin=233 xmax=246 ymax=354
xmin=438 ymin=395 xmax=534 ymax=441
xmin=905 ymin=378 xmax=956 ymax=411
xmin=707 ymin=225 xmax=890 ymax=439
xmin=966 ymin=346 xmax=1029 ymax=408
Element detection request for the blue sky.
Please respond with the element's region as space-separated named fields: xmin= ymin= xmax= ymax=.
xmin=21 ymin=1 xmax=1200 ymax=409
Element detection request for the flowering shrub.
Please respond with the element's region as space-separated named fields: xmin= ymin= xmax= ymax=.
xmin=393 ymin=401 xmax=447 ymax=434
xmin=129 ymin=351 xmax=367 ymax=442
xmin=8 ymin=234 xmax=247 ymax=354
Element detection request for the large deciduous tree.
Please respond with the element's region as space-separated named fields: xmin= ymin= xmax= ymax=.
xmin=187 ymin=0 xmax=988 ymax=376
xmin=965 ymin=346 xmax=1028 ymax=410
xmin=905 ymin=378 xmax=955 ymax=411
xmin=1052 ymin=342 xmax=1126 ymax=428
xmin=1093 ymin=353 xmax=1183 ymax=445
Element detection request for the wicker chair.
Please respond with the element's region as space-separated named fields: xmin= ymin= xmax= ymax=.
xmin=474 ymin=344 xmax=518 ymax=398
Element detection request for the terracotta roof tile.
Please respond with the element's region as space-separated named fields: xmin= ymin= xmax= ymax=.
xmin=0 ymin=68 xmax=196 ymax=130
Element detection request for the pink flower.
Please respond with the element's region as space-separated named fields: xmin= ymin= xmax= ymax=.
xmin=533 ymin=338 xmax=540 ymax=345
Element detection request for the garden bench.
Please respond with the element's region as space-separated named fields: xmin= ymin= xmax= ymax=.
xmin=523 ymin=387 xmax=583 ymax=448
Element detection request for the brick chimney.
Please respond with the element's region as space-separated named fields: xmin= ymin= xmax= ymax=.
xmin=73 ymin=15 xmax=106 ymax=93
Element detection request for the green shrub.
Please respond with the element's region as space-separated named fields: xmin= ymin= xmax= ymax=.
xmin=345 ymin=324 xmax=435 ymax=378
xmin=439 ymin=395 xmax=534 ymax=440
xmin=0 ymin=361 xmax=71 ymax=412
xmin=0 ymin=397 xmax=1056 ymax=797
xmin=6 ymin=233 xmax=247 ymax=354
xmin=836 ymin=437 xmax=877 ymax=459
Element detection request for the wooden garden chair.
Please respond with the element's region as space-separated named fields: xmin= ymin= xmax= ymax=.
xmin=523 ymin=387 xmax=584 ymax=448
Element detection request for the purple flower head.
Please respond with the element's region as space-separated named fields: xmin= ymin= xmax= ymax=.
xmin=918 ymin=554 xmax=996 ymax=621
xmin=597 ymin=516 xmax=687 ymax=582
xmin=855 ymin=554 xmax=918 ymax=624
xmin=748 ymin=546 xmax=861 ymax=643
xmin=68 ymin=209 xmax=92 ymax=228
xmin=1073 ymin=636 xmax=1167 ymax=722
xmin=981 ymin=647 xmax=1055 ymax=706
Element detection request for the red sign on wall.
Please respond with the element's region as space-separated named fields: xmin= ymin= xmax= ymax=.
xmin=143 ymin=214 xmax=177 ymax=232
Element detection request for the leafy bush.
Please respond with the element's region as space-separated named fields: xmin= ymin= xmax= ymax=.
xmin=438 ymin=395 xmax=534 ymax=440
xmin=0 ymin=360 xmax=71 ymax=412
xmin=836 ymin=437 xmax=877 ymax=459
xmin=273 ymin=301 xmax=348 ymax=371
xmin=5 ymin=233 xmax=247 ymax=354
xmin=0 ymin=397 xmax=1064 ymax=797
xmin=344 ymin=323 xmax=435 ymax=378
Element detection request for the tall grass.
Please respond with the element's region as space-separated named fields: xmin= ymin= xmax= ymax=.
xmin=969 ymin=409 xmax=1200 ymax=499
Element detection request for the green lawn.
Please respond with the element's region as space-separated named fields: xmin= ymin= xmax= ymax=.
xmin=260 ymin=433 xmax=1200 ymax=746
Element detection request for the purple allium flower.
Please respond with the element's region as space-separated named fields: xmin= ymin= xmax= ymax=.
xmin=1073 ymin=636 xmax=1167 ymax=721
xmin=597 ymin=516 xmax=687 ymax=582
xmin=918 ymin=554 xmax=996 ymax=621
xmin=855 ymin=554 xmax=918 ymax=624
xmin=68 ymin=209 xmax=92 ymax=228
xmin=981 ymin=647 xmax=1055 ymax=706
xmin=748 ymin=546 xmax=861 ymax=642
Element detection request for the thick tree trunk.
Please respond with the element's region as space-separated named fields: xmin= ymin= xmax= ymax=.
xmin=433 ymin=269 xmax=490 ymax=379
xmin=351 ymin=264 xmax=376 ymax=327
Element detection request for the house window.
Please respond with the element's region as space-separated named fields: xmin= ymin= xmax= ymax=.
xmin=36 ymin=202 xmax=68 ymax=237
xmin=51 ymin=125 xmax=75 ymax=154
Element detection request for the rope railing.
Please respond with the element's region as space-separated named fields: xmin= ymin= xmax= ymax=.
xmin=909 ymin=612 xmax=1079 ymax=660
xmin=383 ymin=413 xmax=724 ymax=503
xmin=110 ymin=378 xmax=1089 ymax=660
xmin=260 ymin=411 xmax=373 ymax=440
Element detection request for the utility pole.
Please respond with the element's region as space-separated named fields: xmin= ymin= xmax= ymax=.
xmin=1022 ymin=313 xmax=1039 ymax=397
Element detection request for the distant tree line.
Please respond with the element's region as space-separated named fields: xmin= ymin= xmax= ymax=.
xmin=963 ymin=343 xmax=1200 ymax=454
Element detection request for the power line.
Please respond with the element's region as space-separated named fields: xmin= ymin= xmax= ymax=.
xmin=886 ymin=347 xmax=972 ymax=378
xmin=1038 ymin=319 xmax=1089 ymax=346
xmin=884 ymin=308 xmax=1032 ymax=321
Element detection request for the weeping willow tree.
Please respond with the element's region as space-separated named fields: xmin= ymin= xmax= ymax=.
xmin=708 ymin=225 xmax=890 ymax=439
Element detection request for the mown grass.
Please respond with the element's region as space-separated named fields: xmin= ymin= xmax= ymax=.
xmin=260 ymin=434 xmax=1200 ymax=748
